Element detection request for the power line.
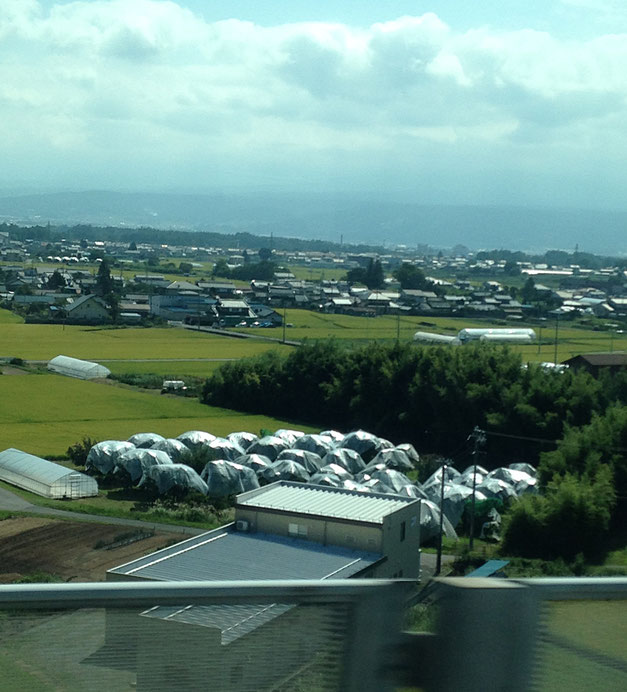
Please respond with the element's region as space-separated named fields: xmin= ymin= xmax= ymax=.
xmin=484 ymin=429 xmax=627 ymax=454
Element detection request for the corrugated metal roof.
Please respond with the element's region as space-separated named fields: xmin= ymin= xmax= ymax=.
xmin=0 ymin=448 xmax=90 ymax=485
xmin=110 ymin=526 xmax=379 ymax=582
xmin=113 ymin=526 xmax=380 ymax=645
xmin=142 ymin=602 xmax=294 ymax=645
xmin=237 ymin=481 xmax=417 ymax=524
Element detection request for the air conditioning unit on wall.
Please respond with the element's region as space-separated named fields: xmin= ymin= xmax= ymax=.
xmin=235 ymin=520 xmax=250 ymax=532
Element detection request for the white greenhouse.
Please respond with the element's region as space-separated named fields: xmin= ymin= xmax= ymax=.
xmin=413 ymin=331 xmax=461 ymax=345
xmin=458 ymin=328 xmax=536 ymax=343
xmin=0 ymin=448 xmax=99 ymax=499
xmin=48 ymin=355 xmax=111 ymax=379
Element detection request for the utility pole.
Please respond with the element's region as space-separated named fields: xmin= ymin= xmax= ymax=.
xmin=282 ymin=305 xmax=287 ymax=344
xmin=468 ymin=426 xmax=486 ymax=552
xmin=435 ymin=461 xmax=447 ymax=576
xmin=537 ymin=326 xmax=542 ymax=355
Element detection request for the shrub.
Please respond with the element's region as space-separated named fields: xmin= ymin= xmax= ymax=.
xmin=501 ymin=469 xmax=615 ymax=561
xmin=66 ymin=437 xmax=99 ymax=467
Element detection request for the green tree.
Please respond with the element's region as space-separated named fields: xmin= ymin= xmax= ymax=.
xmin=96 ymin=259 xmax=114 ymax=296
xmin=364 ymin=259 xmax=385 ymax=290
xmin=502 ymin=469 xmax=615 ymax=561
xmin=258 ymin=247 xmax=273 ymax=261
xmin=179 ymin=261 xmax=193 ymax=275
xmin=212 ymin=259 xmax=231 ymax=278
xmin=47 ymin=270 xmax=66 ymax=290
xmin=345 ymin=267 xmax=367 ymax=284
xmin=230 ymin=261 xmax=277 ymax=282
xmin=520 ymin=277 xmax=537 ymax=304
xmin=393 ymin=263 xmax=430 ymax=290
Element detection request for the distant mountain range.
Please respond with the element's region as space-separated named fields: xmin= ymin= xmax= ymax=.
xmin=0 ymin=190 xmax=625 ymax=255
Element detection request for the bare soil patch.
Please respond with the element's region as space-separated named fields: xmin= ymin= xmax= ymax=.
xmin=0 ymin=366 xmax=27 ymax=375
xmin=0 ymin=517 xmax=176 ymax=583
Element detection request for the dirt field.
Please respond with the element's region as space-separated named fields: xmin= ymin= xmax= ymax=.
xmin=0 ymin=517 xmax=177 ymax=583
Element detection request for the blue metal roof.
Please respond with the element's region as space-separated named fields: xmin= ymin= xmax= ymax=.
xmin=466 ymin=559 xmax=510 ymax=577
xmin=112 ymin=526 xmax=381 ymax=644
xmin=110 ymin=526 xmax=380 ymax=582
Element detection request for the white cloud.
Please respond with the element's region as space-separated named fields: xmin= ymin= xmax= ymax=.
xmin=1 ymin=1 xmax=626 ymax=206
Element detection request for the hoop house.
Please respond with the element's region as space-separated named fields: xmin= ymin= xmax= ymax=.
xmin=47 ymin=355 xmax=111 ymax=379
xmin=0 ymin=448 xmax=98 ymax=499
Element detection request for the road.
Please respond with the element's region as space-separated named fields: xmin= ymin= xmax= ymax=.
xmin=0 ymin=486 xmax=205 ymax=536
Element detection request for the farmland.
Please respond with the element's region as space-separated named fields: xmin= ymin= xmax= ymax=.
xmin=105 ymin=359 xmax=225 ymax=378
xmin=0 ymin=308 xmax=23 ymax=324
xmin=0 ymin=374 xmax=316 ymax=457
xmin=237 ymin=308 xmax=627 ymax=361
xmin=0 ymin=322 xmax=286 ymax=361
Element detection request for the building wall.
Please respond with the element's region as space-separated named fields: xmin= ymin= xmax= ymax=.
xmin=380 ymin=502 xmax=421 ymax=579
xmin=235 ymin=507 xmax=382 ymax=554
xmin=69 ymin=299 xmax=109 ymax=321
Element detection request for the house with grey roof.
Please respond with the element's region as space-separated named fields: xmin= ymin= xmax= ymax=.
xmin=66 ymin=294 xmax=110 ymax=322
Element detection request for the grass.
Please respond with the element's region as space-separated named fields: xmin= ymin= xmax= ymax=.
xmin=105 ymin=359 xmax=226 ymax=378
xmin=0 ymin=323 xmax=287 ymax=360
xmin=536 ymin=600 xmax=627 ymax=691
xmin=287 ymin=265 xmax=349 ymax=282
xmin=0 ymin=479 xmax=228 ymax=529
xmin=236 ymin=309 xmax=627 ymax=360
xmin=0 ymin=308 xmax=24 ymax=324
xmin=0 ymin=373 xmax=317 ymax=456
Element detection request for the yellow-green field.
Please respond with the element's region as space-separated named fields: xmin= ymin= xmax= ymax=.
xmin=0 ymin=308 xmax=24 ymax=324
xmin=105 ymin=359 xmax=226 ymax=378
xmin=239 ymin=309 xmax=627 ymax=361
xmin=287 ymin=265 xmax=349 ymax=281
xmin=0 ymin=374 xmax=316 ymax=456
xmin=2 ymin=308 xmax=625 ymax=367
xmin=0 ymin=322 xmax=287 ymax=361
xmin=536 ymin=600 xmax=627 ymax=691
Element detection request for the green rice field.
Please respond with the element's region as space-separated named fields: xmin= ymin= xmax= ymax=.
xmin=104 ymin=359 xmax=226 ymax=378
xmin=0 ymin=374 xmax=316 ymax=456
xmin=536 ymin=600 xmax=627 ymax=691
xmin=0 ymin=322 xmax=287 ymax=361
xmin=240 ymin=309 xmax=627 ymax=361
xmin=0 ymin=308 xmax=24 ymax=324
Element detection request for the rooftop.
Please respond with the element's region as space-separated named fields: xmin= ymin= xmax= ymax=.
xmin=236 ymin=481 xmax=418 ymax=524
xmin=110 ymin=526 xmax=380 ymax=644
xmin=0 ymin=448 xmax=92 ymax=485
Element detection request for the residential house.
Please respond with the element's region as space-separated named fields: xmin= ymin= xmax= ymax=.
xmin=66 ymin=295 xmax=110 ymax=322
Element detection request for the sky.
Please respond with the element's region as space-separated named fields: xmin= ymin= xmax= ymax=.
xmin=2 ymin=0 xmax=627 ymax=210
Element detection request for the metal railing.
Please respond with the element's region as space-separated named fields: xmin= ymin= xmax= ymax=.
xmin=0 ymin=577 xmax=625 ymax=691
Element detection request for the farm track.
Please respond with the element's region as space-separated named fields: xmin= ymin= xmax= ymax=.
xmin=0 ymin=486 xmax=205 ymax=537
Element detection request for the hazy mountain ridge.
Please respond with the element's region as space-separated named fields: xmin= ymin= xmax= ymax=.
xmin=0 ymin=191 xmax=625 ymax=254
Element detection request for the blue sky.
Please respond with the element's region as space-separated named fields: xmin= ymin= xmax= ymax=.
xmin=3 ymin=1 xmax=627 ymax=213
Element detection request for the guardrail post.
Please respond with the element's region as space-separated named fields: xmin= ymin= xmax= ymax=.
xmin=341 ymin=582 xmax=408 ymax=692
xmin=428 ymin=577 xmax=539 ymax=692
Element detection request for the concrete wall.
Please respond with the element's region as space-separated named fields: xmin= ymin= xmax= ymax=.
xmin=380 ymin=502 xmax=421 ymax=579
xmin=235 ymin=507 xmax=382 ymax=554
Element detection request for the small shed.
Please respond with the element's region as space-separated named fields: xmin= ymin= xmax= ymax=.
xmin=47 ymin=354 xmax=111 ymax=379
xmin=562 ymin=353 xmax=627 ymax=377
xmin=0 ymin=448 xmax=99 ymax=498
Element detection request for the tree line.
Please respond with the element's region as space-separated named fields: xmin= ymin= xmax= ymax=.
xmin=202 ymin=341 xmax=626 ymax=461
xmin=202 ymin=341 xmax=627 ymax=559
